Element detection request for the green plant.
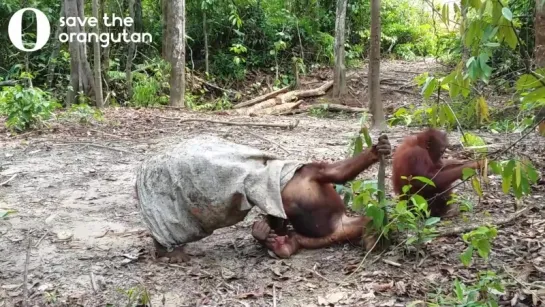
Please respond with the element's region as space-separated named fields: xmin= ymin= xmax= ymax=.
xmin=0 ymin=209 xmax=16 ymax=219
xmin=489 ymin=158 xmax=539 ymax=199
xmin=309 ymin=105 xmax=329 ymax=118
xmin=428 ymin=271 xmax=504 ymax=307
xmin=192 ymin=93 xmax=233 ymax=111
xmin=131 ymin=78 xmax=163 ymax=107
xmin=0 ymin=85 xmax=60 ymax=131
xmin=389 ymin=177 xmax=441 ymax=254
xmin=460 ymin=226 xmax=498 ymax=266
xmin=61 ymin=103 xmax=104 ymax=124
xmin=117 ymin=285 xmax=151 ymax=307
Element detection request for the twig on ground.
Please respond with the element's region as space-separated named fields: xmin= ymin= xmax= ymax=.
xmin=89 ymin=129 xmax=126 ymax=139
xmin=307 ymin=104 xmax=367 ymax=113
xmin=158 ymin=116 xmax=300 ymax=130
xmin=438 ymin=205 xmax=534 ymax=236
xmin=23 ymin=233 xmax=31 ymax=307
xmin=272 ymin=284 xmax=277 ymax=307
xmin=303 ymin=267 xmax=349 ymax=286
xmin=53 ymin=142 xmax=134 ymax=154
xmin=34 ymin=231 xmax=48 ymax=248
xmin=90 ymin=270 xmax=98 ymax=293
xmin=246 ymin=131 xmax=290 ymax=154
xmin=0 ymin=174 xmax=17 ymax=186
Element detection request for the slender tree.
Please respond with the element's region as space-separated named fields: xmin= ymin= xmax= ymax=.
xmin=536 ymin=0 xmax=545 ymax=67
xmin=65 ymin=0 xmax=96 ymax=107
xmin=92 ymin=0 xmax=103 ymax=107
xmin=168 ymin=0 xmax=186 ymax=107
xmin=368 ymin=0 xmax=386 ymax=129
xmin=332 ymin=0 xmax=348 ymax=97
xmin=126 ymin=0 xmax=136 ymax=99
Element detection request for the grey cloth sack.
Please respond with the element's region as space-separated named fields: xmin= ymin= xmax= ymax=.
xmin=136 ymin=135 xmax=303 ymax=249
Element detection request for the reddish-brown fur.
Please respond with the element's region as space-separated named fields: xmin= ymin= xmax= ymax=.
xmin=391 ymin=128 xmax=479 ymax=217
xmin=250 ymin=135 xmax=392 ymax=258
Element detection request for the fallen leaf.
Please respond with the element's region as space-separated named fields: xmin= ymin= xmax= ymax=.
xmin=325 ymin=292 xmax=346 ymax=304
xmin=395 ymin=281 xmax=406 ymax=295
xmin=372 ymin=281 xmax=394 ymax=292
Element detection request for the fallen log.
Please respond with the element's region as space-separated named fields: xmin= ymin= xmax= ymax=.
xmin=157 ymin=116 xmax=300 ymax=130
xmin=254 ymin=100 xmax=304 ymax=116
xmin=307 ymin=103 xmax=367 ymax=113
xmin=234 ymin=86 xmax=290 ymax=109
xmin=237 ymin=98 xmax=278 ymax=116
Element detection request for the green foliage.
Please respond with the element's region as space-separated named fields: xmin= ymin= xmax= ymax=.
xmin=131 ymin=78 xmax=165 ymax=107
xmin=190 ymin=93 xmax=233 ymax=111
xmin=489 ymin=158 xmax=539 ymax=199
xmin=429 ymin=271 xmax=504 ymax=307
xmin=116 ymin=285 xmax=151 ymax=307
xmin=0 ymin=85 xmax=60 ymax=131
xmin=341 ymin=126 xmax=388 ymax=233
xmin=60 ymin=103 xmax=104 ymax=124
xmin=0 ymin=209 xmax=16 ymax=219
xmin=460 ymin=226 xmax=498 ymax=266
xmin=389 ymin=177 xmax=441 ymax=251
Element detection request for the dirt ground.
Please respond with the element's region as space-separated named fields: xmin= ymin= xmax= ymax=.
xmin=1 ymin=60 xmax=544 ymax=307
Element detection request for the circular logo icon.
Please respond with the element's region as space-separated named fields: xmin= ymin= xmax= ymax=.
xmin=8 ymin=8 xmax=51 ymax=52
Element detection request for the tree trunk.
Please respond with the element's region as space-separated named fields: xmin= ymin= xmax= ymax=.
xmin=368 ymin=0 xmax=386 ymax=129
xmin=203 ymin=10 xmax=209 ymax=74
xmin=126 ymin=0 xmax=136 ymax=99
xmin=536 ymin=0 xmax=545 ymax=67
xmin=100 ymin=0 xmax=110 ymax=87
xmin=162 ymin=0 xmax=171 ymax=61
xmin=134 ymin=0 xmax=143 ymax=33
xmin=332 ymin=0 xmax=348 ymax=97
xmin=168 ymin=0 xmax=186 ymax=107
xmin=65 ymin=0 xmax=96 ymax=107
xmin=92 ymin=0 xmax=104 ymax=107
xmin=47 ymin=1 xmax=65 ymax=88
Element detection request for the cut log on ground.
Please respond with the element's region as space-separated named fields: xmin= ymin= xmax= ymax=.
xmin=234 ymin=80 xmax=335 ymax=115
xmin=234 ymin=86 xmax=291 ymax=109
xmin=238 ymin=98 xmax=279 ymax=116
xmin=253 ymin=100 xmax=304 ymax=116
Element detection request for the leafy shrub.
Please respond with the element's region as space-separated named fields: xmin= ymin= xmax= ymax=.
xmin=0 ymin=85 xmax=60 ymax=131
xmin=60 ymin=103 xmax=104 ymax=124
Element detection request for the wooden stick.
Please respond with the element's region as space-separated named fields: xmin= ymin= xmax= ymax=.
xmin=272 ymin=284 xmax=277 ymax=307
xmin=234 ymin=86 xmax=290 ymax=109
xmin=308 ymin=104 xmax=367 ymax=113
xmin=438 ymin=205 xmax=533 ymax=237
xmin=247 ymin=131 xmax=290 ymax=154
xmin=53 ymin=143 xmax=134 ymax=154
xmin=0 ymin=174 xmax=17 ymax=186
xmin=158 ymin=117 xmax=300 ymax=130
xmin=23 ymin=233 xmax=31 ymax=307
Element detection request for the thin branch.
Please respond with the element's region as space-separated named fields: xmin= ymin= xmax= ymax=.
xmin=23 ymin=233 xmax=31 ymax=307
xmin=246 ymin=131 xmax=290 ymax=154
xmin=0 ymin=174 xmax=18 ymax=186
xmin=438 ymin=204 xmax=533 ymax=236
xmin=158 ymin=116 xmax=300 ymax=130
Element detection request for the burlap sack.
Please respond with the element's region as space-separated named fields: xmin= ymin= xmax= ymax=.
xmin=136 ymin=135 xmax=303 ymax=249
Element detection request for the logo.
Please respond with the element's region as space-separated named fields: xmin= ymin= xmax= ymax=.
xmin=8 ymin=8 xmax=51 ymax=52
